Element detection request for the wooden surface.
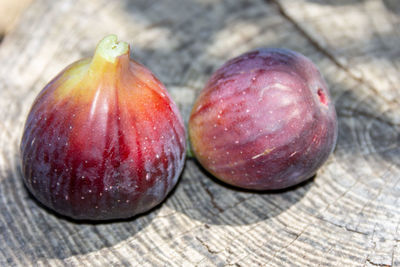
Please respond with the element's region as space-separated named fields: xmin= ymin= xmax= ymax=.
xmin=1 ymin=0 xmax=399 ymax=266
xmin=0 ymin=0 xmax=33 ymax=34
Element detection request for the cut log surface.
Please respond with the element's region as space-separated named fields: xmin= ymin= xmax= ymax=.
xmin=0 ymin=0 xmax=399 ymax=266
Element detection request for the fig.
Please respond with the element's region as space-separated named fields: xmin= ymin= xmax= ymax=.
xmin=189 ymin=48 xmax=337 ymax=190
xmin=20 ymin=35 xmax=186 ymax=220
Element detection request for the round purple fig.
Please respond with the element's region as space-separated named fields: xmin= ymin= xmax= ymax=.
xmin=189 ymin=48 xmax=338 ymax=190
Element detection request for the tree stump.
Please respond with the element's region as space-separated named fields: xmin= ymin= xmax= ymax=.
xmin=0 ymin=0 xmax=399 ymax=265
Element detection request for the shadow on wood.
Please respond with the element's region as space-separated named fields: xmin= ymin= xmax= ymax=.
xmin=383 ymin=0 xmax=400 ymax=14
xmin=0 ymin=160 xmax=159 ymax=262
xmin=303 ymin=0 xmax=365 ymax=6
xmin=165 ymin=160 xmax=313 ymax=226
xmin=1 ymin=0 xmax=400 ymax=265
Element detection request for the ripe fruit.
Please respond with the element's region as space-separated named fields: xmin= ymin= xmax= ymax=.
xmin=20 ymin=35 xmax=186 ymax=220
xmin=189 ymin=48 xmax=337 ymax=190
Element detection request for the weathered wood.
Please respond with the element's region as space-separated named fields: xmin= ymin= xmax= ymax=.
xmin=0 ymin=0 xmax=399 ymax=266
xmin=0 ymin=0 xmax=33 ymax=35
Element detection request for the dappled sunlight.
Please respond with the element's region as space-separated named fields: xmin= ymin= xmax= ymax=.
xmin=1 ymin=0 xmax=400 ymax=265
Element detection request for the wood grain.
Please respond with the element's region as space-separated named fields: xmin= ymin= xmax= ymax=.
xmin=0 ymin=0 xmax=399 ymax=266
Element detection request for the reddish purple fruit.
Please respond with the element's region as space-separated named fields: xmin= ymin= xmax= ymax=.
xmin=20 ymin=35 xmax=186 ymax=220
xmin=189 ymin=48 xmax=337 ymax=190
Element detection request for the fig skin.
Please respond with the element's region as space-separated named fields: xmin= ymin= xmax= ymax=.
xmin=20 ymin=35 xmax=186 ymax=220
xmin=189 ymin=48 xmax=337 ymax=190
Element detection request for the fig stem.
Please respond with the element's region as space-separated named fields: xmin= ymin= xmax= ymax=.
xmin=93 ymin=35 xmax=129 ymax=64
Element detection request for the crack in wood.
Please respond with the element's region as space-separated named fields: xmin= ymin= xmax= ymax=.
xmin=268 ymin=0 xmax=400 ymax=108
xmin=195 ymin=236 xmax=220 ymax=255
xmin=356 ymin=165 xmax=397 ymax=227
xmin=366 ymin=258 xmax=392 ymax=267
xmin=391 ymin=243 xmax=396 ymax=267
xmin=317 ymin=216 xmax=370 ymax=236
xmin=364 ymin=223 xmax=378 ymax=267
xmin=1 ymin=0 xmax=399 ymax=265
xmin=264 ymin=174 xmax=362 ymax=263
xmin=199 ymin=179 xmax=224 ymax=213
xmin=267 ymin=223 xmax=309 ymax=264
